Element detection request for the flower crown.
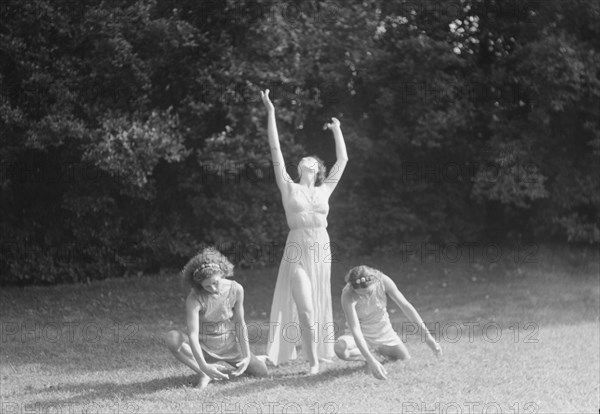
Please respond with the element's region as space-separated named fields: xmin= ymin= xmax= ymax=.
xmin=192 ymin=262 xmax=222 ymax=282
xmin=350 ymin=274 xmax=375 ymax=289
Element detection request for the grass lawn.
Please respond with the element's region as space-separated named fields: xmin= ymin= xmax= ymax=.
xmin=1 ymin=245 xmax=598 ymax=413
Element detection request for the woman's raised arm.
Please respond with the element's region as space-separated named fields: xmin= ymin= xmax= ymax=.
xmin=322 ymin=117 xmax=348 ymax=196
xmin=260 ymin=89 xmax=292 ymax=194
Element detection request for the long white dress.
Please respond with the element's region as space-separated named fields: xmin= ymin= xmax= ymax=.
xmin=267 ymin=183 xmax=335 ymax=364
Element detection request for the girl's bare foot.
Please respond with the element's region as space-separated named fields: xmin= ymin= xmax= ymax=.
xmin=308 ymin=363 xmax=319 ymax=375
xmin=196 ymin=375 xmax=211 ymax=391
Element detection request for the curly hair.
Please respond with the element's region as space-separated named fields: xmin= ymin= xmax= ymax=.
xmin=310 ymin=155 xmax=327 ymax=187
xmin=297 ymin=155 xmax=327 ymax=186
xmin=345 ymin=265 xmax=379 ymax=289
xmin=181 ymin=247 xmax=234 ymax=291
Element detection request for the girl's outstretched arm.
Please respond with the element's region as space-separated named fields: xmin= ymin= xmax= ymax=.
xmin=260 ymin=89 xmax=292 ymax=195
xmin=186 ymin=296 xmax=231 ymax=379
xmin=232 ymin=284 xmax=251 ymax=376
xmin=382 ymin=275 xmax=443 ymax=357
xmin=341 ymin=291 xmax=388 ymax=380
xmin=322 ymin=117 xmax=348 ymax=197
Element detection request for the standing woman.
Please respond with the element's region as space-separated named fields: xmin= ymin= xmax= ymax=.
xmin=260 ymin=89 xmax=348 ymax=374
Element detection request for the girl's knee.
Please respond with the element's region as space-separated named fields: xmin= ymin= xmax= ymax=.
xmin=297 ymin=307 xmax=314 ymax=324
xmin=334 ymin=337 xmax=352 ymax=360
xmin=248 ymin=356 xmax=269 ymax=377
xmin=165 ymin=330 xmax=184 ymax=352
xmin=334 ymin=341 xmax=347 ymax=359
xmin=250 ymin=364 xmax=269 ymax=377
xmin=388 ymin=347 xmax=411 ymax=361
xmin=291 ymin=267 xmax=310 ymax=289
xmin=391 ymin=352 xmax=411 ymax=361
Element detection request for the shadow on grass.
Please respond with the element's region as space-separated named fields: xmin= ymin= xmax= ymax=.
xmin=29 ymin=364 xmax=367 ymax=407
xmin=29 ymin=374 xmax=193 ymax=407
xmin=209 ymin=363 xmax=367 ymax=399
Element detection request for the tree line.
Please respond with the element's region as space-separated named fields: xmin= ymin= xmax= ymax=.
xmin=1 ymin=0 xmax=598 ymax=284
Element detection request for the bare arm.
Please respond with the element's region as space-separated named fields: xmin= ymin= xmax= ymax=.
xmin=322 ymin=117 xmax=348 ymax=196
xmin=231 ymin=284 xmax=251 ymax=376
xmin=341 ymin=291 xmax=388 ymax=380
xmin=185 ymin=295 xmax=230 ymax=379
xmin=382 ymin=275 xmax=442 ymax=357
xmin=260 ymin=89 xmax=292 ymax=194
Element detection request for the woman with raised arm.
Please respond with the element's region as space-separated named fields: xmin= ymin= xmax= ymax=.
xmin=260 ymin=89 xmax=348 ymax=374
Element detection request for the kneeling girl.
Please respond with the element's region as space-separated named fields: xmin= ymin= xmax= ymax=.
xmin=335 ymin=266 xmax=442 ymax=380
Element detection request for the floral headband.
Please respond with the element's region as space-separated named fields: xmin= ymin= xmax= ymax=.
xmin=192 ymin=262 xmax=222 ymax=282
xmin=350 ymin=274 xmax=375 ymax=289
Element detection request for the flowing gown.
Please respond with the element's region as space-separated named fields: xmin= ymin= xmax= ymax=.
xmin=267 ymin=184 xmax=335 ymax=364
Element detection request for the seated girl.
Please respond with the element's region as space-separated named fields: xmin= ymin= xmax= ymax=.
xmin=335 ymin=265 xmax=442 ymax=380
xmin=165 ymin=247 xmax=268 ymax=389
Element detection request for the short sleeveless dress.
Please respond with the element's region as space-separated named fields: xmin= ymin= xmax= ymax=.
xmin=343 ymin=272 xmax=402 ymax=347
xmin=267 ymin=184 xmax=335 ymax=364
xmin=192 ymin=279 xmax=244 ymax=362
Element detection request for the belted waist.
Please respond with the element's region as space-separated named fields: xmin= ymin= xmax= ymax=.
xmin=288 ymin=225 xmax=327 ymax=231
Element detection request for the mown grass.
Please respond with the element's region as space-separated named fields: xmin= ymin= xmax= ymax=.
xmin=1 ymin=244 xmax=598 ymax=413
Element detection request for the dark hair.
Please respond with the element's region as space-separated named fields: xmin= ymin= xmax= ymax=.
xmin=181 ymin=247 xmax=234 ymax=291
xmin=345 ymin=265 xmax=379 ymax=289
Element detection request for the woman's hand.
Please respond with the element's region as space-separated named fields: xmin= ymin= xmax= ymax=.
xmin=425 ymin=335 xmax=443 ymax=358
xmin=260 ymin=89 xmax=275 ymax=113
xmin=366 ymin=358 xmax=388 ymax=380
xmin=202 ymin=363 xmax=230 ymax=380
xmin=231 ymin=356 xmax=251 ymax=377
xmin=323 ymin=117 xmax=341 ymax=131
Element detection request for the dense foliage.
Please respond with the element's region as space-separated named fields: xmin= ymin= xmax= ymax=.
xmin=1 ymin=0 xmax=598 ymax=284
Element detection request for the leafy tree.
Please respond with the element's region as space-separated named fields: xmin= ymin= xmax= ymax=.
xmin=1 ymin=0 xmax=597 ymax=284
